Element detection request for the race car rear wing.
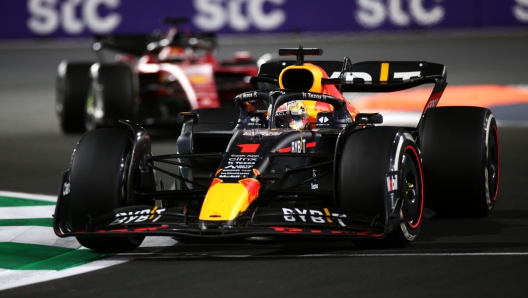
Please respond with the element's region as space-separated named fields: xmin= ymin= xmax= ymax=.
xmin=253 ymin=47 xmax=448 ymax=121
xmin=327 ymin=59 xmax=446 ymax=91
xmin=91 ymin=17 xmax=216 ymax=57
xmin=255 ymin=58 xmax=447 ymax=93
xmin=92 ymin=34 xmax=217 ymax=59
xmin=328 ymin=59 xmax=448 ymax=119
xmin=93 ymin=34 xmax=155 ymax=56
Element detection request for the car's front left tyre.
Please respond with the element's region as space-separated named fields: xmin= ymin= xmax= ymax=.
xmin=69 ymin=128 xmax=145 ymax=252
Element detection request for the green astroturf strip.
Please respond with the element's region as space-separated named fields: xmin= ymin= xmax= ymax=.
xmin=0 ymin=242 xmax=114 ymax=270
xmin=0 ymin=196 xmax=56 ymax=207
xmin=0 ymin=218 xmax=53 ymax=227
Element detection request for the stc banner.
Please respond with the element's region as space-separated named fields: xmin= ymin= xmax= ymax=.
xmin=0 ymin=0 xmax=527 ymax=39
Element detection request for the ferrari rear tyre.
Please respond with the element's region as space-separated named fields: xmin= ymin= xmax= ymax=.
xmin=337 ymin=127 xmax=424 ymax=248
xmin=86 ymin=64 xmax=136 ymax=131
xmin=420 ymin=106 xmax=500 ymax=217
xmin=69 ymin=128 xmax=144 ymax=252
xmin=55 ymin=61 xmax=92 ymax=133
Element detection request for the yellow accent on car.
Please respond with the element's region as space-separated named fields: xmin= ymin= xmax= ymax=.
xmin=199 ymin=182 xmax=250 ymax=221
xmin=380 ymin=63 xmax=389 ymax=82
xmin=189 ymin=75 xmax=209 ymax=84
xmin=324 ymin=208 xmax=333 ymax=223
xmin=148 ymin=206 xmax=158 ymax=220
xmin=278 ymin=64 xmax=325 ymax=93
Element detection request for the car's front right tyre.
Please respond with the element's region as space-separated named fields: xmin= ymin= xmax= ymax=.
xmin=336 ymin=127 xmax=424 ymax=248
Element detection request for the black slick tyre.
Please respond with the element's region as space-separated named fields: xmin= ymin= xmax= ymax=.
xmin=337 ymin=127 xmax=424 ymax=248
xmin=86 ymin=64 xmax=136 ymax=131
xmin=69 ymin=128 xmax=144 ymax=252
xmin=56 ymin=61 xmax=92 ymax=133
xmin=420 ymin=106 xmax=500 ymax=217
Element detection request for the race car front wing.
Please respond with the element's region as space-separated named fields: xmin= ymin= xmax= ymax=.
xmin=54 ymin=203 xmax=387 ymax=240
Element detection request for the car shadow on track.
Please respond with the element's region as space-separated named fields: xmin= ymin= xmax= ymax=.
xmin=121 ymin=210 xmax=528 ymax=259
xmin=413 ymin=210 xmax=528 ymax=251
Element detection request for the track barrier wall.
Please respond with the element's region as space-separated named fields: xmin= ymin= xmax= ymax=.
xmin=0 ymin=0 xmax=527 ymax=39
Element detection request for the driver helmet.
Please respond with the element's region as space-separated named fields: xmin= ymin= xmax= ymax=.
xmin=158 ymin=46 xmax=190 ymax=61
xmin=274 ymin=100 xmax=310 ymax=130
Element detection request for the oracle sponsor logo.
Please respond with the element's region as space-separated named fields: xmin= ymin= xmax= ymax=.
xmin=27 ymin=0 xmax=121 ymax=35
xmin=193 ymin=0 xmax=286 ymax=31
xmin=355 ymin=0 xmax=445 ymax=28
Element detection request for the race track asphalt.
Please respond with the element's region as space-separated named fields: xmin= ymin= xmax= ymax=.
xmin=1 ymin=30 xmax=528 ymax=297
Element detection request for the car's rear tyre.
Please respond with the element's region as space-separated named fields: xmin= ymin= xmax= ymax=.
xmin=420 ymin=106 xmax=500 ymax=217
xmin=56 ymin=61 xmax=92 ymax=133
xmin=337 ymin=127 xmax=424 ymax=248
xmin=86 ymin=64 xmax=136 ymax=131
xmin=69 ymin=128 xmax=145 ymax=252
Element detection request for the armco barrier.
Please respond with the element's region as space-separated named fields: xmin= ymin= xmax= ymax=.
xmin=1 ymin=0 xmax=527 ymax=39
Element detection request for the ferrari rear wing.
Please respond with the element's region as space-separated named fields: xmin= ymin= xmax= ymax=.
xmin=93 ymin=34 xmax=156 ymax=56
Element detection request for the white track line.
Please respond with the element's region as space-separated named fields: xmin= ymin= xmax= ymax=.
xmin=0 ymin=256 xmax=133 ymax=291
xmin=0 ymin=191 xmax=56 ymax=202
xmin=116 ymin=251 xmax=528 ymax=258
xmin=296 ymin=252 xmax=528 ymax=257
xmin=0 ymin=206 xmax=55 ymax=219
xmin=0 ymin=226 xmax=80 ymax=249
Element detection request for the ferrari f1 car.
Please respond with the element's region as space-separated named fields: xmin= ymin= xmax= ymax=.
xmin=55 ymin=17 xmax=258 ymax=133
xmin=54 ymin=47 xmax=500 ymax=252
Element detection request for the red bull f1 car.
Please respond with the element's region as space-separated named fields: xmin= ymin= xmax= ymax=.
xmin=55 ymin=17 xmax=258 ymax=133
xmin=53 ymin=47 xmax=500 ymax=252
